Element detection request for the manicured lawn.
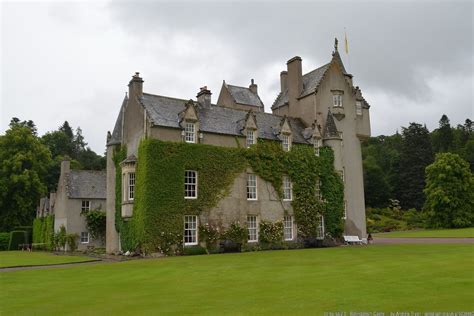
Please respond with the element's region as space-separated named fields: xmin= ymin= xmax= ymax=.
xmin=0 ymin=251 xmax=96 ymax=268
xmin=374 ymin=227 xmax=474 ymax=238
xmin=1 ymin=244 xmax=473 ymax=314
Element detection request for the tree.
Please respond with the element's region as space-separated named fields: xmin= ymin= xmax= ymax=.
xmin=424 ymin=153 xmax=474 ymax=228
xmin=432 ymin=114 xmax=453 ymax=153
xmin=0 ymin=122 xmax=52 ymax=231
xmin=397 ymin=123 xmax=434 ymax=210
xmin=363 ymin=156 xmax=391 ymax=208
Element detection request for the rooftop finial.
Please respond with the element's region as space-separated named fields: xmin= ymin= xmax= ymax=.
xmin=334 ymin=37 xmax=338 ymax=51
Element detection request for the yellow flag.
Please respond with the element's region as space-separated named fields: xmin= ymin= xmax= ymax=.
xmin=344 ymin=32 xmax=349 ymax=54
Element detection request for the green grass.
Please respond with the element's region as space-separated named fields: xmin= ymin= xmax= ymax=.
xmin=1 ymin=244 xmax=473 ymax=314
xmin=0 ymin=251 xmax=96 ymax=268
xmin=374 ymin=227 xmax=474 ymax=238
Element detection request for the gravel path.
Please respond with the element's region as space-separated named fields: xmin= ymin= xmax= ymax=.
xmin=374 ymin=237 xmax=474 ymax=244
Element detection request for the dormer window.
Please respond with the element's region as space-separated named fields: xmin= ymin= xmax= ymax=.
xmin=314 ymin=138 xmax=321 ymax=156
xmin=246 ymin=129 xmax=256 ymax=148
xmin=184 ymin=122 xmax=196 ymax=143
xmin=333 ymin=94 xmax=343 ymax=108
xmin=356 ymin=101 xmax=363 ymax=116
xmin=282 ymin=134 xmax=291 ymax=152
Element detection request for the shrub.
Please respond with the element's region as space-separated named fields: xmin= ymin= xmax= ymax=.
xmin=224 ymin=222 xmax=247 ymax=245
xmin=259 ymin=221 xmax=284 ymax=246
xmin=56 ymin=225 xmax=67 ymax=250
xmin=8 ymin=231 xmax=27 ymax=250
xmin=199 ymin=224 xmax=221 ymax=253
xmin=82 ymin=210 xmax=106 ymax=243
xmin=183 ymin=245 xmax=207 ymax=256
xmin=0 ymin=232 xmax=10 ymax=250
xmin=65 ymin=233 xmax=79 ymax=252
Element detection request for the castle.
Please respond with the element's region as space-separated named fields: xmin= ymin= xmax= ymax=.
xmin=105 ymin=41 xmax=370 ymax=253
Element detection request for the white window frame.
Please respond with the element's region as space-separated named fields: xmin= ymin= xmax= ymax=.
xmin=128 ymin=172 xmax=135 ymax=201
xmin=184 ymin=122 xmax=196 ymax=143
xmin=283 ymin=216 xmax=293 ymax=241
xmin=80 ymin=232 xmax=89 ymax=244
xmin=247 ymin=174 xmax=257 ymax=200
xmin=184 ymin=170 xmax=198 ymax=199
xmin=343 ymin=201 xmax=347 ymax=219
xmin=356 ymin=101 xmax=363 ymax=116
xmin=282 ymin=176 xmax=293 ymax=201
xmin=184 ymin=215 xmax=198 ymax=246
xmin=340 ymin=169 xmax=345 ymax=183
xmin=333 ymin=94 xmax=343 ymax=108
xmin=81 ymin=200 xmax=90 ymax=212
xmin=316 ymin=215 xmax=325 ymax=240
xmin=314 ymin=138 xmax=321 ymax=156
xmin=282 ymin=134 xmax=291 ymax=152
xmin=247 ymin=215 xmax=258 ymax=242
xmin=315 ymin=179 xmax=322 ymax=201
xmin=246 ymin=129 xmax=256 ymax=148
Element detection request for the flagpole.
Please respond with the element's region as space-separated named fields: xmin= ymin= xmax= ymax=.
xmin=344 ymin=27 xmax=352 ymax=74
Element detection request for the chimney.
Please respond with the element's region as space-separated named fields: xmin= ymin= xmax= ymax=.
xmin=280 ymin=71 xmax=288 ymax=92
xmin=128 ymin=72 xmax=144 ymax=99
xmin=287 ymin=56 xmax=303 ymax=107
xmin=197 ymin=86 xmax=212 ymax=108
xmin=60 ymin=159 xmax=70 ymax=175
xmin=249 ymin=79 xmax=258 ymax=94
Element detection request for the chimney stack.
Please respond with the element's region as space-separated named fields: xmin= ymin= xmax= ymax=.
xmin=280 ymin=71 xmax=288 ymax=92
xmin=61 ymin=159 xmax=70 ymax=175
xmin=287 ymin=56 xmax=303 ymax=107
xmin=249 ymin=79 xmax=258 ymax=94
xmin=128 ymin=72 xmax=144 ymax=99
xmin=197 ymin=86 xmax=212 ymax=108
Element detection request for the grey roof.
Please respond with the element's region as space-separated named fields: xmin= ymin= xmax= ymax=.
xmin=140 ymin=93 xmax=310 ymax=144
xmin=67 ymin=170 xmax=106 ymax=199
xmin=227 ymin=84 xmax=264 ymax=108
xmin=107 ymin=96 xmax=127 ymax=146
xmin=323 ymin=111 xmax=340 ymax=139
xmin=272 ymin=63 xmax=330 ymax=109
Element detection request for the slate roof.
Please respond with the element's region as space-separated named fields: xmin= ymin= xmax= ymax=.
xmin=272 ymin=63 xmax=330 ymax=110
xmin=140 ymin=93 xmax=310 ymax=144
xmin=323 ymin=111 xmax=340 ymax=139
xmin=67 ymin=170 xmax=106 ymax=199
xmin=107 ymin=96 xmax=127 ymax=146
xmin=226 ymin=84 xmax=264 ymax=108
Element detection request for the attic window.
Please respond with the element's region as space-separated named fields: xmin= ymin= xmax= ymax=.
xmin=184 ymin=122 xmax=196 ymax=143
xmin=246 ymin=130 xmax=256 ymax=148
xmin=333 ymin=94 xmax=343 ymax=108
xmin=314 ymin=138 xmax=321 ymax=156
xmin=356 ymin=101 xmax=363 ymax=116
xmin=282 ymin=134 xmax=291 ymax=152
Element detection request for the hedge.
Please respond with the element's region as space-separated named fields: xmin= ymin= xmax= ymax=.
xmin=8 ymin=231 xmax=27 ymax=250
xmin=0 ymin=232 xmax=10 ymax=250
xmin=32 ymin=215 xmax=54 ymax=250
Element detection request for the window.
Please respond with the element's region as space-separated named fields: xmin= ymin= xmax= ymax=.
xmin=246 ymin=129 xmax=256 ymax=148
xmin=315 ymin=179 xmax=322 ymax=201
xmin=284 ymin=216 xmax=293 ymax=240
xmin=184 ymin=215 xmax=198 ymax=245
xmin=81 ymin=200 xmax=90 ymax=212
xmin=247 ymin=215 xmax=258 ymax=242
xmin=333 ymin=94 xmax=343 ymax=107
xmin=282 ymin=134 xmax=291 ymax=151
xmin=356 ymin=101 xmax=363 ymax=116
xmin=247 ymin=174 xmax=257 ymax=200
xmin=80 ymin=232 xmax=89 ymax=244
xmin=184 ymin=122 xmax=196 ymax=143
xmin=314 ymin=138 xmax=321 ymax=156
xmin=340 ymin=169 xmax=345 ymax=183
xmin=316 ymin=215 xmax=325 ymax=240
xmin=343 ymin=201 xmax=347 ymax=219
xmin=283 ymin=176 xmax=293 ymax=201
xmin=128 ymin=172 xmax=135 ymax=200
xmin=185 ymin=170 xmax=198 ymax=199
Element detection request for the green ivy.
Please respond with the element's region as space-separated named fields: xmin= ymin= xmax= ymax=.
xmin=114 ymin=139 xmax=344 ymax=255
xmin=32 ymin=215 xmax=54 ymax=250
xmin=82 ymin=210 xmax=106 ymax=243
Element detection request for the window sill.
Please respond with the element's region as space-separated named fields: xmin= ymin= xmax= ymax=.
xmin=283 ymin=199 xmax=292 ymax=202
xmin=184 ymin=197 xmax=198 ymax=200
xmin=247 ymin=240 xmax=258 ymax=243
xmin=247 ymin=198 xmax=258 ymax=201
xmin=184 ymin=242 xmax=198 ymax=246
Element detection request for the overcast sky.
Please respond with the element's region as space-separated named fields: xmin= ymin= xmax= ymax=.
xmin=1 ymin=0 xmax=473 ymax=154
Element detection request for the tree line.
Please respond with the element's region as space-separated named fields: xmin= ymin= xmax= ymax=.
xmin=0 ymin=118 xmax=105 ymax=232
xmin=363 ymin=115 xmax=473 ymax=211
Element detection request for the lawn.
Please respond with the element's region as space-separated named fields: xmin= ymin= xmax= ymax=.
xmin=1 ymin=244 xmax=473 ymax=315
xmin=374 ymin=227 xmax=474 ymax=238
xmin=0 ymin=251 xmax=96 ymax=268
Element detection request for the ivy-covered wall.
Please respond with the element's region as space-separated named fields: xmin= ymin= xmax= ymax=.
xmin=113 ymin=139 xmax=344 ymax=254
xmin=32 ymin=215 xmax=54 ymax=249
